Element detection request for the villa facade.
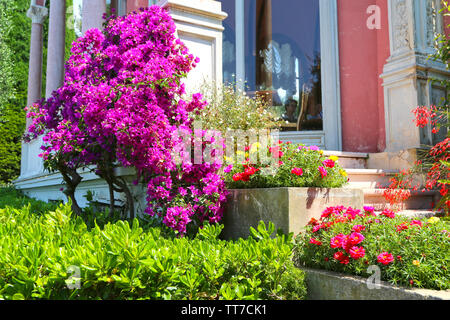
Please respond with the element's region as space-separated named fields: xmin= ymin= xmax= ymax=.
xmin=16 ymin=0 xmax=449 ymax=208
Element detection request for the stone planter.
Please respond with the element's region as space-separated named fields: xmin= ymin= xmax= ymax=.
xmin=301 ymin=267 xmax=450 ymax=300
xmin=221 ymin=187 xmax=363 ymax=240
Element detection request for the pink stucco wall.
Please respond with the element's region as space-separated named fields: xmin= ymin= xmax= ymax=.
xmin=127 ymin=0 xmax=149 ymax=13
xmin=337 ymin=0 xmax=390 ymax=153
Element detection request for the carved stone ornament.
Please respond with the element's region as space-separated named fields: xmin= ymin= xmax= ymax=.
xmin=426 ymin=0 xmax=438 ymax=48
xmin=27 ymin=5 xmax=48 ymax=25
xmin=392 ymin=0 xmax=411 ymax=51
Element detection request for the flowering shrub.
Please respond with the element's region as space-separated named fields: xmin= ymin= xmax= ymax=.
xmin=24 ymin=7 xmax=227 ymax=234
xmin=294 ymin=206 xmax=450 ymax=290
xmin=383 ymin=104 xmax=449 ymax=214
xmin=223 ymin=141 xmax=348 ymax=189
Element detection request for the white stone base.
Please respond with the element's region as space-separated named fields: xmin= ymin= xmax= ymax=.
xmin=14 ymin=167 xmax=148 ymax=217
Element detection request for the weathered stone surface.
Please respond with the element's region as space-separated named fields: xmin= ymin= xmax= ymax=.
xmin=301 ymin=267 xmax=450 ymax=300
xmin=221 ymin=188 xmax=364 ymax=240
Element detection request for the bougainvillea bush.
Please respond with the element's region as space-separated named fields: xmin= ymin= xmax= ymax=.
xmin=223 ymin=141 xmax=349 ymax=189
xmin=294 ymin=206 xmax=450 ymax=290
xmin=24 ymin=6 xmax=228 ymax=235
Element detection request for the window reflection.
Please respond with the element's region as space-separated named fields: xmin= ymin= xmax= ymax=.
xmin=220 ymin=0 xmax=322 ymax=132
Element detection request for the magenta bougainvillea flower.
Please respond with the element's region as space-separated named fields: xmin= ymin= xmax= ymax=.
xmin=25 ymin=6 xmax=228 ymax=234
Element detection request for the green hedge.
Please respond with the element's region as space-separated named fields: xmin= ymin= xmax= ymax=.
xmin=0 ymin=194 xmax=306 ymax=300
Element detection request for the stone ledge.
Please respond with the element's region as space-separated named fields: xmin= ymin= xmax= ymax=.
xmin=300 ymin=267 xmax=450 ymax=300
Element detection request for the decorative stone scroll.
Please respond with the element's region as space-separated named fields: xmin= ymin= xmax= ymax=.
xmin=27 ymin=4 xmax=48 ymax=25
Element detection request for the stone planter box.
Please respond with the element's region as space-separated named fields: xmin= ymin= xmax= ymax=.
xmin=221 ymin=187 xmax=363 ymax=240
xmin=301 ymin=267 xmax=450 ymax=300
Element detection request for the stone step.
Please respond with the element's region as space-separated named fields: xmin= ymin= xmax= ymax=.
xmin=323 ymin=150 xmax=368 ymax=169
xmin=345 ymin=169 xmax=397 ymax=189
xmin=363 ymin=188 xmax=440 ymax=210
xmin=393 ymin=209 xmax=437 ymax=219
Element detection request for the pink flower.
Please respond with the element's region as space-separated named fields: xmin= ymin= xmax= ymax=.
xmin=380 ymin=209 xmax=395 ymax=218
xmin=410 ymin=220 xmax=423 ymax=227
xmin=223 ymin=164 xmax=233 ymax=173
xmin=318 ymin=166 xmax=328 ymax=178
xmin=363 ymin=206 xmax=376 ymax=216
xmin=330 ymin=234 xmax=346 ymax=248
xmin=347 ymin=232 xmax=365 ymax=246
xmin=291 ymin=167 xmax=304 ymax=176
xmin=349 ymin=246 xmax=366 ymax=260
xmin=377 ymin=252 xmax=394 ymax=265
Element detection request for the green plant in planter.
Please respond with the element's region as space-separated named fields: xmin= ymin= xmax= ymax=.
xmin=193 ymin=81 xmax=280 ymax=133
xmin=223 ymin=141 xmax=348 ymax=189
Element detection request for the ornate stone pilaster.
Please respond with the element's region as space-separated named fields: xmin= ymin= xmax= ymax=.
xmin=381 ymin=0 xmax=449 ymax=152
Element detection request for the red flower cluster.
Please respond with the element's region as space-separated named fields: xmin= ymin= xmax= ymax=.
xmin=232 ymin=165 xmax=259 ymax=182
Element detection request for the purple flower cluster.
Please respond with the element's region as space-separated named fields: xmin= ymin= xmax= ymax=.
xmin=25 ymin=6 xmax=228 ymax=234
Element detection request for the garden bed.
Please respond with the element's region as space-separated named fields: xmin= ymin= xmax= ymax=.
xmin=222 ymin=187 xmax=363 ymax=240
xmin=301 ymin=267 xmax=450 ymax=300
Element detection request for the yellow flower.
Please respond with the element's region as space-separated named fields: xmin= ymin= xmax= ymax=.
xmin=340 ymin=169 xmax=348 ymax=177
xmin=250 ymin=142 xmax=261 ymax=153
xmin=427 ymin=217 xmax=440 ymax=224
xmin=319 ymin=150 xmax=324 ymax=155
xmin=329 ymin=155 xmax=339 ymax=162
xmin=412 ymin=260 xmax=420 ymax=266
xmin=224 ymin=156 xmax=234 ymax=163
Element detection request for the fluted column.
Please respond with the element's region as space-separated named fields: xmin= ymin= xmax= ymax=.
xmin=82 ymin=0 xmax=107 ymax=34
xmin=46 ymin=0 xmax=66 ymax=98
xmin=26 ymin=2 xmax=48 ymax=107
xmin=21 ymin=1 xmax=48 ymax=179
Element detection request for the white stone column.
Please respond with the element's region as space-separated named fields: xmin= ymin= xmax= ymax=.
xmin=26 ymin=3 xmax=48 ymax=107
xmin=158 ymin=0 xmax=227 ymax=94
xmin=20 ymin=2 xmax=48 ymax=179
xmin=46 ymin=0 xmax=66 ymax=98
xmin=381 ymin=0 xmax=449 ymax=152
xmin=82 ymin=0 xmax=107 ymax=34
